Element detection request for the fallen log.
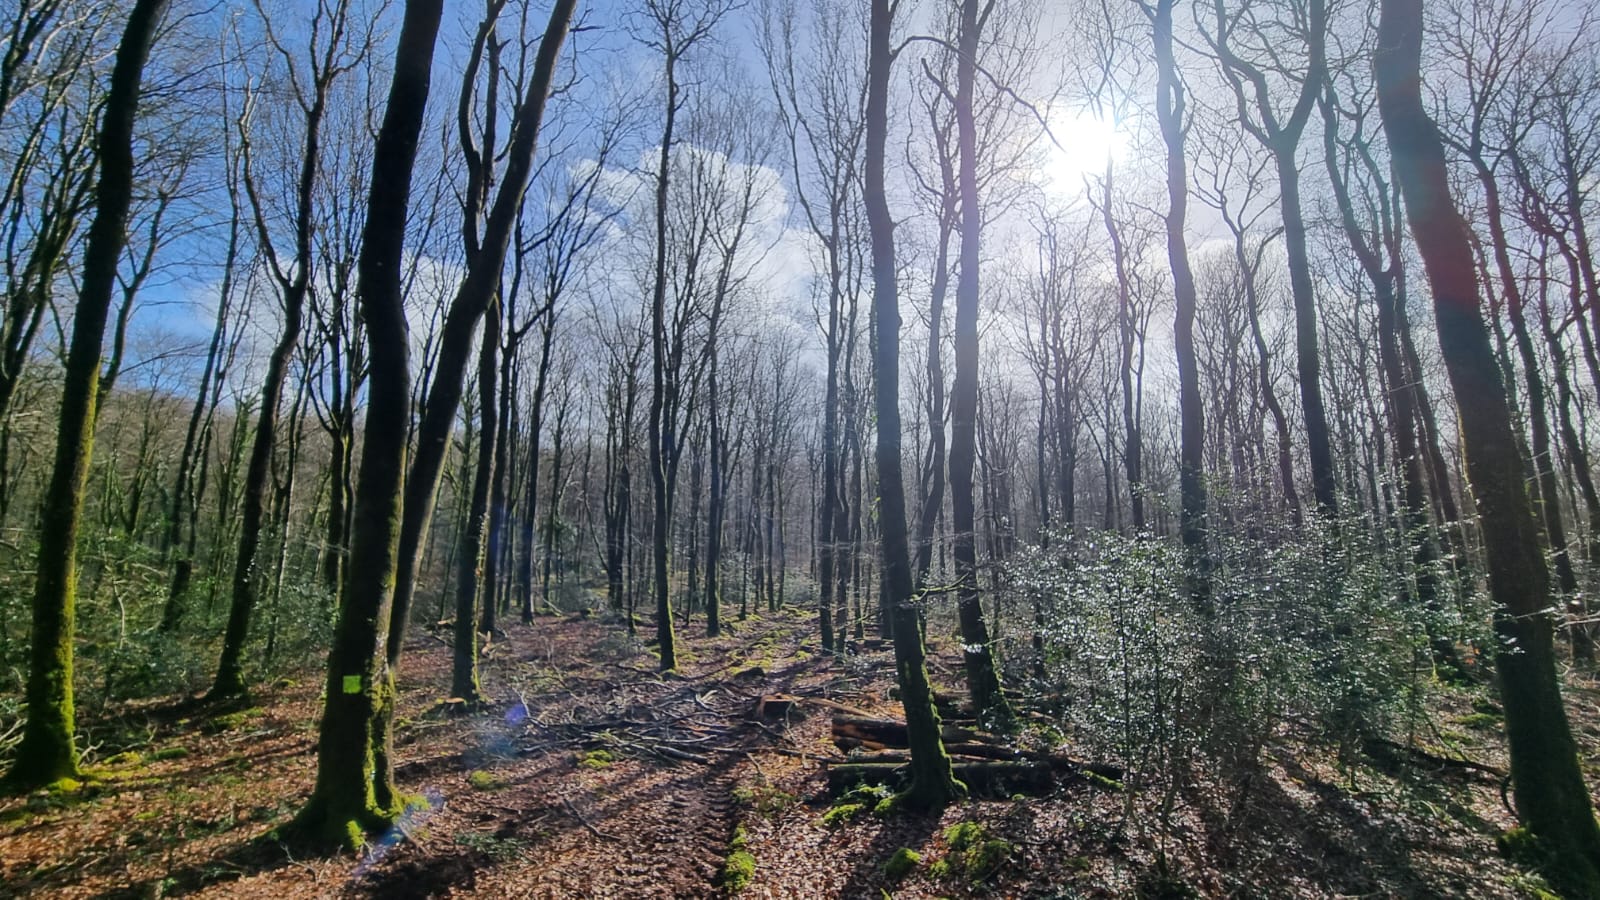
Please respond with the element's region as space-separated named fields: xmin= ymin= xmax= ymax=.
xmin=944 ymin=741 xmax=1025 ymax=761
xmin=797 ymin=696 xmax=879 ymax=718
xmin=832 ymin=716 xmax=907 ymax=748
xmin=830 ymin=715 xmax=1001 ymax=750
xmin=1361 ymin=736 xmax=1505 ymax=780
xmin=827 ymin=761 xmax=1057 ymax=796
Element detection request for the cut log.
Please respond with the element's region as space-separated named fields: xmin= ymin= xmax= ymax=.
xmin=752 ymin=695 xmax=799 ymax=720
xmin=840 ymin=749 xmax=1025 ymax=765
xmin=797 ymin=696 xmax=879 ymax=718
xmin=826 ymin=714 xmax=1125 ymax=793
xmin=832 ymin=716 xmax=907 ymax=748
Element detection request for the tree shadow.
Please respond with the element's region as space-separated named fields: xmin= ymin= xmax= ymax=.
xmin=346 ymin=843 xmax=490 ymax=898
xmin=836 ymin=805 xmax=944 ymax=899
xmin=89 ymin=832 xmax=304 ymax=899
xmin=1185 ymin=750 xmax=1459 ymax=896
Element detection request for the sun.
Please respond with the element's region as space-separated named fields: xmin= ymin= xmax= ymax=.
xmin=1040 ymin=110 xmax=1128 ymax=194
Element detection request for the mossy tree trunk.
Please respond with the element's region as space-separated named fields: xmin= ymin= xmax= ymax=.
xmin=287 ymin=0 xmax=444 ymax=848
xmin=4 ymin=0 xmax=169 ymax=793
xmin=1374 ymin=0 xmax=1600 ymax=892
xmin=867 ymin=0 xmax=960 ymax=813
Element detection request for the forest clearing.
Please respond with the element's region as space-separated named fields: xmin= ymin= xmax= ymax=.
xmin=1 ymin=603 xmax=1581 ymax=898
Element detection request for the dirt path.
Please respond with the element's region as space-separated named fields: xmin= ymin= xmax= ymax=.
xmin=349 ymin=611 xmax=835 ymax=899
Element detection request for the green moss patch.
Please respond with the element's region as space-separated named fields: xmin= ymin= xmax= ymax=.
xmin=466 ymin=770 xmax=506 ymax=791
xmin=204 ymin=707 xmax=266 ymax=733
xmin=722 ymin=848 xmax=756 ymax=892
xmin=944 ymin=821 xmax=986 ymax=850
xmin=455 ymin=829 xmax=527 ymax=861
xmin=884 ymin=847 xmax=921 ymax=880
xmin=576 ymin=749 xmax=614 ymax=770
xmin=936 ymin=821 xmax=1015 ymax=883
xmin=731 ymin=783 xmax=796 ymax=816
xmin=44 ymin=776 xmax=84 ymax=795
xmin=1084 ymin=770 xmax=1125 ymax=791
xmin=820 ymin=802 xmax=864 ymax=826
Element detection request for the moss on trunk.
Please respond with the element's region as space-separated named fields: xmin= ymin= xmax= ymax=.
xmin=5 ymin=0 xmax=170 ymax=794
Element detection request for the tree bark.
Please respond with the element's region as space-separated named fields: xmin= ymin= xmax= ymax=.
xmin=452 ymin=301 xmax=499 ymax=704
xmin=868 ymin=0 xmax=959 ymax=811
xmin=519 ymin=315 xmax=557 ymax=623
xmin=1374 ymin=0 xmax=1600 ymax=890
xmin=949 ymin=0 xmax=1010 ymax=724
xmin=5 ymin=0 xmax=168 ymax=792
xmin=1153 ymin=0 xmax=1208 ymax=604
xmin=385 ymin=0 xmax=577 ymax=662
xmin=648 ymin=41 xmax=682 ymax=670
xmin=287 ymin=0 xmax=444 ymax=849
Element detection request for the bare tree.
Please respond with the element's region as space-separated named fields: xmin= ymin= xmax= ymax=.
xmin=1142 ymin=0 xmax=1209 ymax=603
xmin=1203 ymin=0 xmax=1337 ymax=514
xmin=213 ymin=0 xmax=374 ymax=700
xmin=866 ymin=0 xmax=959 ymax=811
xmin=636 ymin=0 xmax=736 ymax=670
xmin=5 ymin=0 xmax=170 ymax=793
xmin=1375 ymin=0 xmax=1600 ymax=889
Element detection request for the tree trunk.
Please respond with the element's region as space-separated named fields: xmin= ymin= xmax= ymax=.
xmin=386 ymin=0 xmax=577 ymax=661
xmin=1153 ymin=0 xmax=1208 ymax=605
xmin=648 ymin=50 xmax=681 ymax=671
xmin=1538 ymin=250 xmax=1599 ymax=661
xmin=1320 ymin=90 xmax=1450 ymax=664
xmin=868 ymin=0 xmax=959 ymax=811
xmin=162 ymin=196 xmax=237 ymax=632
xmin=212 ymin=292 xmax=305 ymax=698
xmin=1275 ymin=156 xmax=1337 ymax=514
xmin=287 ymin=0 xmax=443 ymax=849
xmin=705 ymin=349 xmax=725 ymax=636
xmin=914 ymin=211 xmax=952 ymax=586
xmin=540 ymin=385 xmax=569 ymax=614
xmin=520 ymin=317 xmax=556 ymax=623
xmin=949 ymin=0 xmax=1010 ymax=724
xmin=1374 ymin=1 xmax=1600 ymax=890
xmin=452 ymin=302 xmax=499 ymax=704
xmin=214 ymin=24 xmax=344 ymax=697
xmin=5 ymin=0 xmax=168 ymax=792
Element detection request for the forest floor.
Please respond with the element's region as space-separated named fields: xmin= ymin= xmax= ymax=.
xmin=0 ymin=600 xmax=1591 ymax=899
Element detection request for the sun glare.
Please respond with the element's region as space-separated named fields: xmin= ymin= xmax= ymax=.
xmin=1041 ymin=112 xmax=1128 ymax=194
